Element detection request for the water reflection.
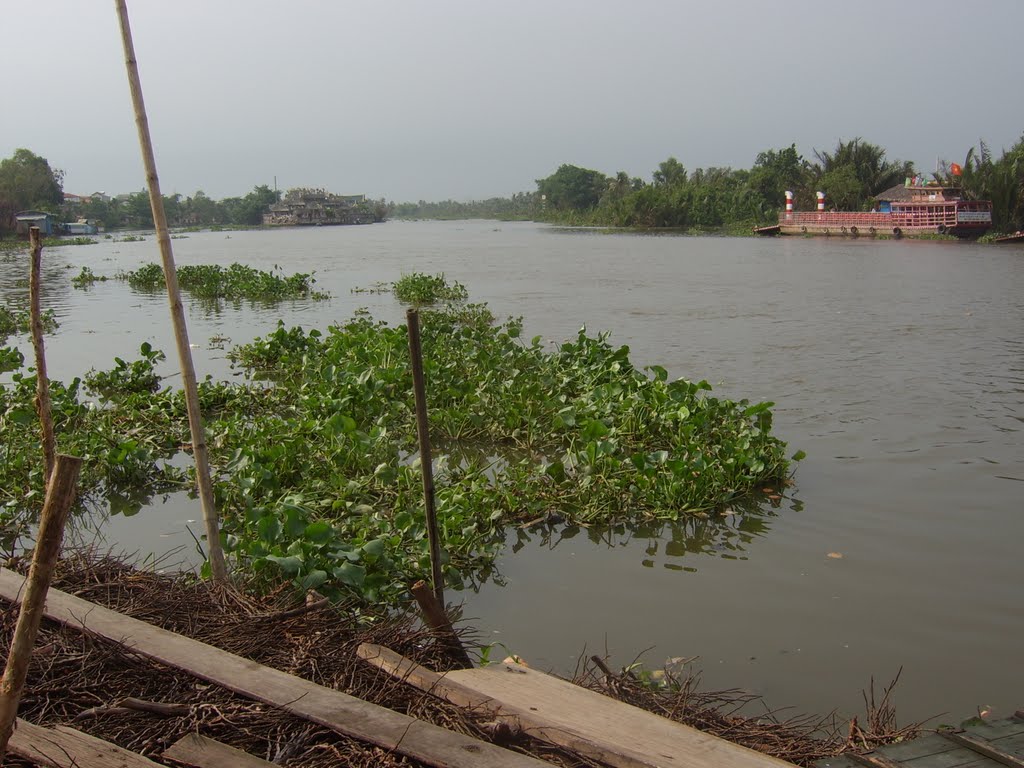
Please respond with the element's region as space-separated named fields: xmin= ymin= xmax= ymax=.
xmin=501 ymin=491 xmax=801 ymax=577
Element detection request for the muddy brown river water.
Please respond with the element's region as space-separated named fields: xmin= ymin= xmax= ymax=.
xmin=2 ymin=220 xmax=1021 ymax=724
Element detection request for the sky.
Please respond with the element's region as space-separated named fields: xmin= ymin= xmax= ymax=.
xmin=3 ymin=0 xmax=1023 ymax=203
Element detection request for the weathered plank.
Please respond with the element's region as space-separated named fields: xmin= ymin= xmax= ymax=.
xmin=7 ymin=717 xmax=163 ymax=767
xmin=360 ymin=643 xmax=795 ymax=768
xmin=0 ymin=568 xmax=550 ymax=768
xmin=900 ymin=746 xmax=996 ymax=768
xmin=163 ymin=733 xmax=276 ymax=768
xmin=878 ymin=734 xmax=962 ymax=761
xmin=942 ymin=730 xmax=1024 ymax=768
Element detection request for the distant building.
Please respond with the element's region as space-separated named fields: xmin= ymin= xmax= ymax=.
xmin=14 ymin=210 xmax=57 ymax=236
xmin=263 ymin=188 xmax=375 ymax=227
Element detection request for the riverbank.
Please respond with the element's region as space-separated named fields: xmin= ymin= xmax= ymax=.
xmin=2 ymin=552 xmax=919 ymax=767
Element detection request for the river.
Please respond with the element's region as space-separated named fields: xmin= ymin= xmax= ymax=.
xmin=2 ymin=220 xmax=1021 ymax=725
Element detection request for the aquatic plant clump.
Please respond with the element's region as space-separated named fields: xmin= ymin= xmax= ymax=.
xmin=0 ymin=299 xmax=796 ymax=604
xmin=392 ymin=272 xmax=468 ymax=305
xmin=120 ymin=262 xmax=327 ymax=302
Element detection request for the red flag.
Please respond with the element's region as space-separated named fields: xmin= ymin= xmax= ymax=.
xmin=951 ymin=163 xmax=963 ymax=176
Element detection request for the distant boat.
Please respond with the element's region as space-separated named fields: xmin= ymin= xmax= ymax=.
xmin=758 ymin=183 xmax=992 ymax=239
xmin=63 ymin=220 xmax=98 ymax=235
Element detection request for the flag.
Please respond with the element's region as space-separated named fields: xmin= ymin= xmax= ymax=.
xmin=951 ymin=163 xmax=963 ymax=176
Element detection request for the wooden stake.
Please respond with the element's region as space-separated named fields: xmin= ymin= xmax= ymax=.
xmin=406 ymin=309 xmax=444 ymax=606
xmin=411 ymin=580 xmax=473 ymax=669
xmin=0 ymin=454 xmax=82 ymax=760
xmin=114 ymin=0 xmax=227 ymax=583
xmin=28 ymin=227 xmax=55 ymax=482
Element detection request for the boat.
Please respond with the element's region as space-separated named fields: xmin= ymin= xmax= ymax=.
xmin=994 ymin=230 xmax=1024 ymax=244
xmin=758 ymin=182 xmax=992 ymax=238
xmin=63 ymin=220 xmax=99 ymax=235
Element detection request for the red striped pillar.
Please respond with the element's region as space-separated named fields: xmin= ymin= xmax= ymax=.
xmin=816 ymin=191 xmax=825 ymax=212
xmin=785 ymin=190 xmax=794 ymax=219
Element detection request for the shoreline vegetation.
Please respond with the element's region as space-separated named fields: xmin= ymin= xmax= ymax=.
xmin=3 ymin=136 xmax=1022 ymax=244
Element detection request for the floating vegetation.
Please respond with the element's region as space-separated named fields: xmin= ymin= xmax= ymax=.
xmin=1 ymin=284 xmax=797 ymax=603
xmin=42 ymin=236 xmax=98 ymax=247
xmin=392 ymin=272 xmax=468 ymax=305
xmin=116 ymin=234 xmax=146 ymax=242
xmin=71 ymin=265 xmax=108 ymax=288
xmin=0 ymin=305 xmax=58 ymax=341
xmin=119 ymin=262 xmax=328 ymax=302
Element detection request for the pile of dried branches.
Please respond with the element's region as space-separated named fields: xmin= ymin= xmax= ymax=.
xmin=576 ymin=655 xmax=925 ymax=766
xmin=2 ymin=553 xmax=924 ymax=767
xmin=2 ymin=553 xmax=583 ymax=767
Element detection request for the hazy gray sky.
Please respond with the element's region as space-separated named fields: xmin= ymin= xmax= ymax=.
xmin=4 ymin=1 xmax=1022 ymax=202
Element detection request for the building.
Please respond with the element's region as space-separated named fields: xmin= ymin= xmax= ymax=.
xmin=14 ymin=211 xmax=57 ymax=237
xmin=262 ymin=189 xmax=376 ymax=227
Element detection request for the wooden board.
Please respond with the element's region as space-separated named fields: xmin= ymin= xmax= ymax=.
xmin=163 ymin=733 xmax=276 ymax=768
xmin=0 ymin=568 xmax=550 ymax=768
xmin=7 ymin=717 xmax=164 ymax=768
xmin=359 ymin=643 xmax=794 ymax=768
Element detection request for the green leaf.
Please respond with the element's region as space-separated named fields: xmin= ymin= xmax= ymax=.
xmin=300 ymin=569 xmax=329 ymax=590
xmin=257 ymin=515 xmax=282 ymax=544
xmin=791 ymin=449 xmax=807 ymax=461
xmin=648 ymin=364 xmax=668 ymax=382
xmin=305 ymin=520 xmax=334 ymax=543
xmin=545 ymin=460 xmax=566 ymax=482
xmin=333 ymin=561 xmax=366 ymax=587
xmin=362 ymin=538 xmax=386 ymax=560
xmin=265 ymin=554 xmax=303 ymax=575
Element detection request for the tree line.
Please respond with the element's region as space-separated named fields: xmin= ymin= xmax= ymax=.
xmin=390 ymin=136 xmax=1024 ymax=234
xmin=0 ymin=148 xmax=285 ymax=236
xmin=533 ymin=137 xmax=1023 ymax=232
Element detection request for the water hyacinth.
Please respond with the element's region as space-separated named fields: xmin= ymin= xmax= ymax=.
xmin=1 ymin=277 xmax=797 ymax=603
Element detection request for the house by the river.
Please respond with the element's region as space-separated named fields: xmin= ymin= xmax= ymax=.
xmin=263 ymin=189 xmax=377 ymax=227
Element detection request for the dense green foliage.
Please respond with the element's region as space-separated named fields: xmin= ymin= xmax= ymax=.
xmin=120 ymin=263 xmax=327 ymax=302
xmin=1 ymin=284 xmax=795 ymax=603
xmin=0 ymin=149 xmax=64 ymax=236
xmin=391 ymin=135 xmax=1024 ymax=234
xmin=390 ymin=194 xmax=536 ymax=221
xmin=392 ymin=273 xmax=468 ymax=305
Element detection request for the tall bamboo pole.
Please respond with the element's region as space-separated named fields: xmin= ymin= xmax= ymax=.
xmin=406 ymin=310 xmax=445 ymax=606
xmin=28 ymin=227 xmax=55 ymax=482
xmin=114 ymin=0 xmax=227 ymax=583
xmin=0 ymin=454 xmax=82 ymax=760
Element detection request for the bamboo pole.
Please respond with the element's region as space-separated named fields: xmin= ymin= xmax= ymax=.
xmin=114 ymin=0 xmax=227 ymax=583
xmin=406 ymin=309 xmax=444 ymax=606
xmin=27 ymin=227 xmax=55 ymax=482
xmin=0 ymin=454 xmax=82 ymax=760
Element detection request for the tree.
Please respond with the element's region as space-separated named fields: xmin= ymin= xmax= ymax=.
xmin=653 ymin=157 xmax=687 ymax=187
xmin=812 ymin=138 xmax=912 ymax=210
xmin=0 ymin=149 xmax=64 ymax=234
xmin=536 ymin=164 xmax=608 ymax=212
xmin=749 ymin=144 xmax=809 ymax=210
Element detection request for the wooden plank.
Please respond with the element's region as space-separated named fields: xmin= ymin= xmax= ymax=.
xmin=943 ymin=731 xmax=1024 ymax=768
xmin=876 ymin=733 xmax=961 ymax=761
xmin=0 ymin=568 xmax=549 ymax=768
xmin=900 ymin=746 xmax=997 ymax=768
xmin=813 ymin=757 xmax=862 ymax=768
xmin=965 ymin=721 xmax=1024 ymax=742
xmin=362 ymin=644 xmax=794 ymax=768
xmin=163 ymin=733 xmax=276 ymax=768
xmin=7 ymin=717 xmax=164 ymax=767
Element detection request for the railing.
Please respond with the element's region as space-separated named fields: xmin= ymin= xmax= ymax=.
xmin=778 ymin=211 xmax=894 ymax=228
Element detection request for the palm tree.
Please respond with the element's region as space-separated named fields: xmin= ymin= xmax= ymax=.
xmin=812 ymin=138 xmax=913 ymax=208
